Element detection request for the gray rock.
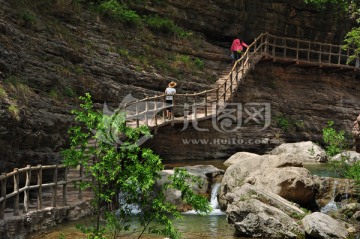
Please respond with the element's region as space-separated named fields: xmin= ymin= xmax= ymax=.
xmin=220 ymin=154 xmax=317 ymax=209
xmin=226 ymin=184 xmax=304 ymax=238
xmin=156 ymin=166 xmax=224 ymax=211
xmin=269 ymin=141 xmax=327 ymax=163
xmin=223 ymin=152 xmax=260 ymax=167
xmin=301 ymin=212 xmax=349 ymax=239
xmin=331 ymin=151 xmax=360 ymax=164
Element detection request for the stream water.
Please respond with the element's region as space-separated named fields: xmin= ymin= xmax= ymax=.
xmin=27 ymin=160 xmax=338 ymax=239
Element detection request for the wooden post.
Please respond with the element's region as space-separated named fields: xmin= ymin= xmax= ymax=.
xmin=216 ymin=88 xmax=219 ymax=116
xmin=23 ymin=165 xmax=31 ymax=213
xmin=52 ymin=165 xmax=58 ymax=207
xmin=0 ymin=173 xmax=6 ymax=219
xmin=283 ymin=38 xmax=286 ymax=58
xmin=162 ymin=96 xmax=166 ymax=122
xmin=154 ymin=97 xmax=158 ymax=127
xmin=37 ymin=165 xmax=43 ymax=210
xmin=338 ymin=46 xmax=341 ymax=65
xmin=63 ymin=167 xmax=68 ymax=206
xmin=14 ymin=168 xmax=19 ymax=216
xmin=265 ymin=34 xmax=269 ymax=55
xmin=319 ymin=44 xmax=322 ymax=63
xmin=230 ymin=74 xmax=233 ymax=99
xmin=145 ymin=97 xmax=149 ymax=126
xmin=223 ymin=82 xmax=227 ymax=102
xmin=193 ymin=93 xmax=197 ymax=120
xmin=136 ymin=100 xmax=139 ymax=127
xmin=307 ymin=42 xmax=311 ymax=61
xmin=328 ymin=45 xmax=332 ymax=64
xmin=204 ymin=91 xmax=208 ymax=117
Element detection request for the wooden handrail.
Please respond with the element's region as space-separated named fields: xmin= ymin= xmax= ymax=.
xmin=1 ymin=33 xmax=357 ymax=220
xmin=0 ymin=164 xmax=89 ymax=220
xmin=120 ymin=32 xmax=357 ymax=130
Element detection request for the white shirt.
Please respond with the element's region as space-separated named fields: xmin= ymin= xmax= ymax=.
xmin=165 ymin=87 xmax=176 ymax=100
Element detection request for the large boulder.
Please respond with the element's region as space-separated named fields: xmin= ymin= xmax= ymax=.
xmin=353 ymin=115 xmax=360 ymax=153
xmin=253 ymin=166 xmax=317 ymax=207
xmin=223 ymin=152 xmax=260 ymax=167
xmin=156 ymin=166 xmax=224 ymax=211
xmin=313 ymin=176 xmax=355 ymax=208
xmin=219 ymin=154 xmax=318 ymax=209
xmin=226 ymin=184 xmax=304 ymax=238
xmin=331 ymin=151 xmax=360 ymax=164
xmin=269 ymin=141 xmax=327 ymax=163
xmin=301 ymin=212 xmax=349 ymax=239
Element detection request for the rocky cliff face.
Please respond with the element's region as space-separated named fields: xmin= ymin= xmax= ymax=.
xmin=146 ymin=62 xmax=360 ymax=161
xmin=0 ymin=0 xmax=358 ymax=172
xmin=131 ymin=0 xmax=354 ymax=44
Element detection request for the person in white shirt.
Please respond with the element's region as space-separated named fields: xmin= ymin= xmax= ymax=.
xmin=165 ymin=81 xmax=177 ymax=119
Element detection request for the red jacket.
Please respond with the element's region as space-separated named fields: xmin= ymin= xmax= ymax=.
xmin=231 ymin=39 xmax=248 ymax=52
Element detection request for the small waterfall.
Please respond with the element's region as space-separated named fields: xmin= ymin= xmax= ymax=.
xmin=210 ymin=183 xmax=221 ymax=209
xmin=183 ymin=183 xmax=225 ymax=215
xmin=321 ymin=180 xmax=338 ymax=213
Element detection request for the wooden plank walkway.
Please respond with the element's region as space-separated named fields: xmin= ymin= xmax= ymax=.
xmin=1 ymin=32 xmax=359 ymax=221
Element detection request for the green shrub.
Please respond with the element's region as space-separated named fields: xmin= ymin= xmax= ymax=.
xmin=322 ymin=120 xmax=346 ymax=156
xmin=8 ymin=104 xmax=20 ymax=121
xmin=117 ymin=48 xmax=129 ymax=57
xmin=145 ymin=15 xmax=175 ymax=34
xmin=276 ymin=115 xmax=290 ymax=131
xmin=64 ymin=86 xmax=76 ymax=97
xmin=98 ymin=0 xmax=141 ymax=25
xmin=0 ymin=87 xmax=7 ymax=99
xmin=20 ymin=11 xmax=36 ymax=25
xmin=193 ymin=57 xmax=204 ymax=70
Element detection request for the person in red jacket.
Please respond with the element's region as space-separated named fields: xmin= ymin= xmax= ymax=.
xmin=231 ymin=38 xmax=248 ymax=61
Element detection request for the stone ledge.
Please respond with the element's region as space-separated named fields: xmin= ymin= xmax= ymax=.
xmin=0 ymin=200 xmax=93 ymax=239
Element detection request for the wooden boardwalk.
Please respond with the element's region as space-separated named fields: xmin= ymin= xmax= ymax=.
xmin=0 ymin=32 xmax=359 ymax=221
xmin=123 ymin=33 xmax=358 ymax=131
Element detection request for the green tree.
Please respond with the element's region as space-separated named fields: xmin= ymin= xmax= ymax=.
xmin=322 ymin=120 xmax=346 ymax=156
xmin=62 ymin=93 xmax=211 ymax=239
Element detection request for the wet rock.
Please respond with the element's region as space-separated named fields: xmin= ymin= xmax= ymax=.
xmin=155 ymin=166 xmax=224 ymax=212
xmin=331 ymin=151 xmax=360 ymax=164
xmin=301 ymin=212 xmax=349 ymax=239
xmin=226 ymin=184 xmax=304 ymax=238
xmin=313 ymin=177 xmax=355 ymax=208
xmin=219 ymin=154 xmax=317 ymax=209
xmin=223 ymin=151 xmax=260 ymax=167
xmin=269 ymin=141 xmax=327 ymax=163
xmin=353 ymin=115 xmax=360 ymax=153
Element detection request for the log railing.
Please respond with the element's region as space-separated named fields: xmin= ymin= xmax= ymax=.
xmin=264 ymin=33 xmax=356 ymax=66
xmin=0 ymin=164 xmax=87 ymax=220
xmin=121 ymin=32 xmax=357 ymax=130
xmin=1 ymin=33 xmax=357 ymax=219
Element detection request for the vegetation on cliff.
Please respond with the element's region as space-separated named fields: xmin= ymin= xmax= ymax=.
xmin=305 ymin=0 xmax=360 ymax=60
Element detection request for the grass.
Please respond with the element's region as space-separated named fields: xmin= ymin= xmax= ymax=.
xmin=0 ymin=86 xmax=7 ymax=99
xmin=8 ymin=104 xmax=20 ymax=121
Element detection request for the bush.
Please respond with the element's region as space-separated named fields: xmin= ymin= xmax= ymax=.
xmin=145 ymin=15 xmax=176 ymax=34
xmin=276 ymin=115 xmax=290 ymax=131
xmin=8 ymin=104 xmax=20 ymax=121
xmin=98 ymin=0 xmax=141 ymax=25
xmin=322 ymin=120 xmax=346 ymax=157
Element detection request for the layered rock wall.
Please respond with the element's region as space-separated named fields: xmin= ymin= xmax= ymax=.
xmin=131 ymin=0 xmax=354 ymax=44
xmin=0 ymin=0 xmax=358 ymax=171
xmin=147 ymin=62 xmax=360 ymax=161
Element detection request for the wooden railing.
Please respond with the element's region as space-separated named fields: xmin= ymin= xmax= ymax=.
xmin=1 ymin=33 xmax=357 ymax=220
xmin=0 ymin=164 xmax=87 ymax=220
xmin=121 ymin=32 xmax=357 ymax=130
xmin=264 ymin=33 xmax=356 ymax=66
